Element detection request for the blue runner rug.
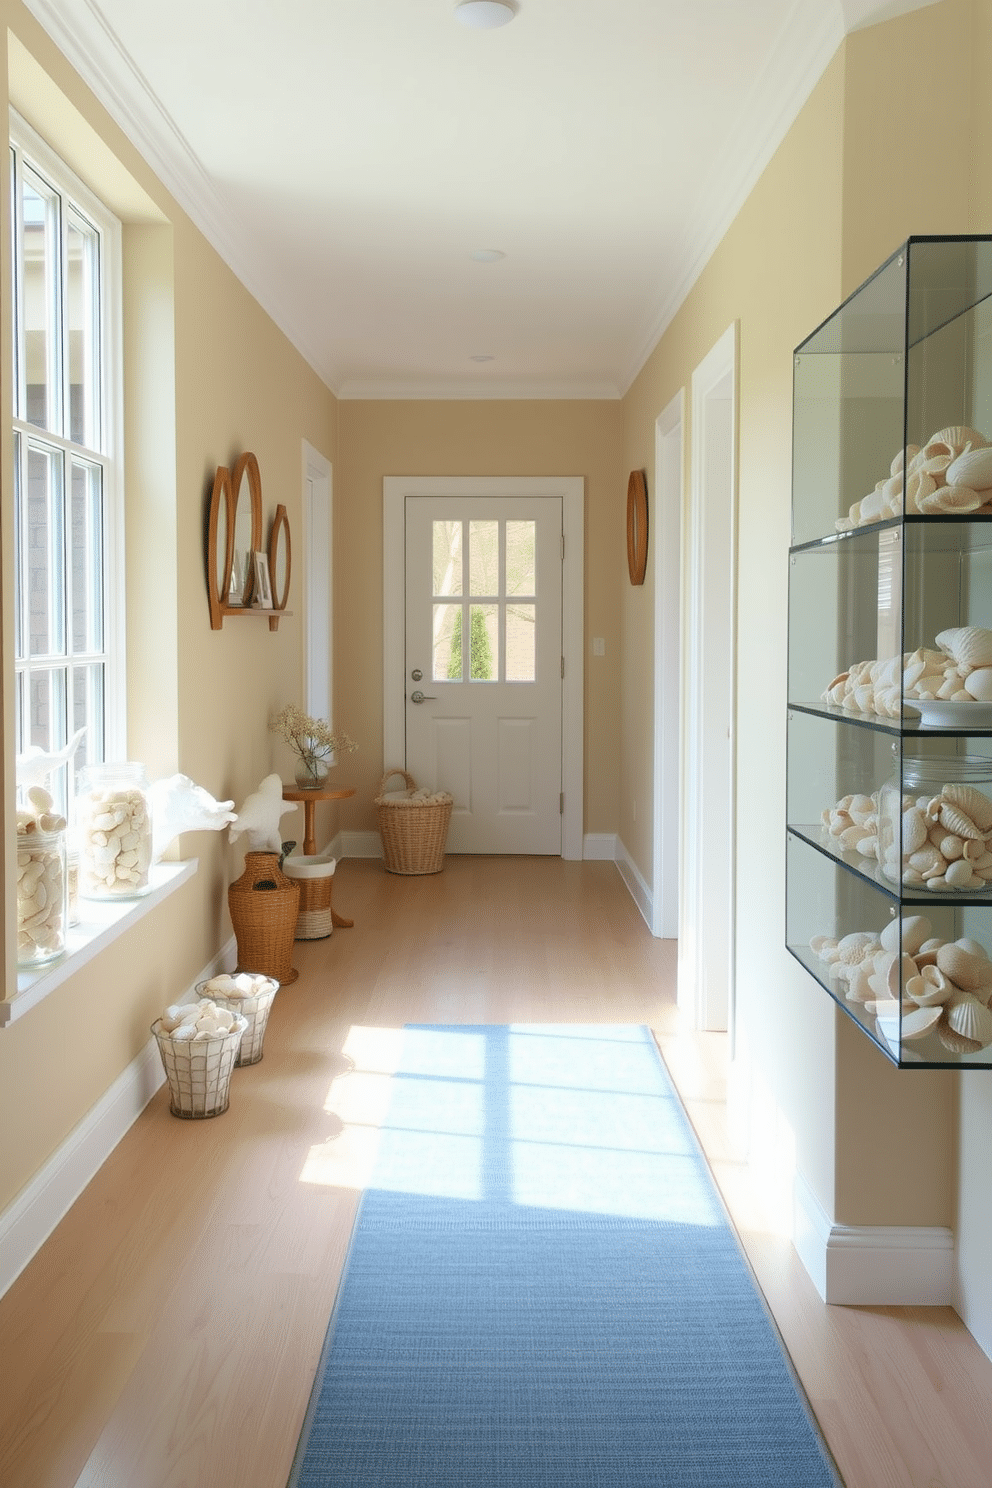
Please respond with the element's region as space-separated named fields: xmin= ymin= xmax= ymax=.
xmin=289 ymin=1025 xmax=842 ymax=1487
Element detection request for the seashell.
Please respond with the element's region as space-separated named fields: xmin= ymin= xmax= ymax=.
xmin=946 ymin=445 xmax=992 ymax=491
xmin=810 ymin=935 xmax=838 ymax=960
xmin=859 ymin=488 xmax=886 ymax=523
xmin=939 ymin=832 xmax=965 ymax=859
xmin=847 ymin=794 xmax=876 ymax=827
xmin=929 ymin=425 xmax=988 ymax=453
xmin=906 ymin=470 xmax=936 ymax=511
xmin=934 ymin=626 xmax=992 ymax=671
xmin=916 ymin=453 xmax=952 ymax=485
xmin=944 ymin=858 xmax=980 ymax=889
xmin=887 ymin=952 xmax=920 ymax=1000
xmin=865 ymin=998 xmax=901 ymax=1018
xmin=880 ymin=915 xmax=931 ymax=956
xmin=836 ymin=931 xmax=880 ymax=966
xmin=902 ymin=808 xmax=929 ymax=855
xmin=936 ymin=942 xmax=992 ymax=993
xmin=907 ymin=965 xmax=953 ymax=1006
xmin=846 ymin=962 xmax=875 ymax=1004
xmin=938 ymin=1023 xmax=982 ymax=1055
xmin=891 ymin=445 xmax=920 ymax=477
xmin=901 ymin=1005 xmax=943 ymax=1040
xmin=942 ymin=784 xmax=992 ymax=832
xmin=920 ymin=439 xmax=954 ymax=462
xmin=954 ymin=937 xmax=989 ymax=960
xmin=937 ymin=803 xmax=983 ymax=840
xmin=964 ymin=668 xmax=992 ymax=702
xmin=919 ymin=485 xmax=983 ymax=515
xmin=946 ymin=994 xmax=992 ymax=1050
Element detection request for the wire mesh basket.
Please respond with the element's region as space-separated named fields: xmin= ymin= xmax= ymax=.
xmin=152 ymin=1013 xmax=248 ymax=1118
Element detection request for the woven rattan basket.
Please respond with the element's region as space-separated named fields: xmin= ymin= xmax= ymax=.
xmin=282 ymin=854 xmax=336 ymax=940
xmin=375 ymin=770 xmax=453 ymax=875
xmin=227 ymin=851 xmax=300 ymax=984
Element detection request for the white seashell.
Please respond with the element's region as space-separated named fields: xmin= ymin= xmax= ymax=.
xmin=946 ymin=994 xmax=992 ymax=1050
xmin=964 ymin=668 xmax=992 ymax=702
xmin=907 ymin=965 xmax=953 ymax=1006
xmin=906 ymin=470 xmax=936 ymax=511
xmin=955 ymin=937 xmax=989 ymax=960
xmin=902 ymin=808 xmax=929 ymax=855
xmin=936 ymin=942 xmax=992 ymax=993
xmin=919 ymin=484 xmax=983 ymax=514
xmin=934 ymin=626 xmax=992 ymax=671
xmin=941 ymin=784 xmax=992 ymax=832
xmin=929 ymin=426 xmax=988 ymax=453
xmin=946 ymin=445 xmax=992 ymax=491
xmin=916 ymin=453 xmax=952 ymax=485
xmin=891 ymin=445 xmax=919 ymax=477
xmin=880 ymin=915 xmax=931 ymax=956
xmin=944 ymin=858 xmax=980 ymax=888
xmin=939 ymin=833 xmax=965 ymax=860
xmin=920 ymin=439 xmax=954 ymax=462
xmin=909 ymin=844 xmax=944 ymax=876
xmin=901 ymin=1005 xmax=943 ymax=1040
xmin=836 ymin=931 xmax=880 ymax=966
xmin=846 ymin=962 xmax=875 ymax=1004
xmin=859 ymin=488 xmax=886 ymax=523
xmin=937 ymin=802 xmax=983 ymax=840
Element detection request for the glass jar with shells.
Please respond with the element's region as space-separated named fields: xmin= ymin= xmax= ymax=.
xmin=787 ymin=235 xmax=992 ymax=1067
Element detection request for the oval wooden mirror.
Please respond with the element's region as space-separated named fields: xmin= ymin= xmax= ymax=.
xmin=230 ymin=452 xmax=263 ymax=607
xmin=626 ymin=469 xmax=648 ymax=585
xmin=207 ymin=465 xmax=233 ymax=629
xmin=268 ymin=504 xmax=292 ymax=615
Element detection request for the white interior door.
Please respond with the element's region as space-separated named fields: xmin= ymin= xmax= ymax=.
xmin=405 ymin=495 xmax=563 ymax=853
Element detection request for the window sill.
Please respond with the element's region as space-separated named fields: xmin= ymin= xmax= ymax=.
xmin=2 ymin=859 xmax=198 ymax=1027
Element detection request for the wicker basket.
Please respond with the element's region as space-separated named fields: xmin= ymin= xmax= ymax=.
xmin=228 ymin=852 xmax=300 ymax=984
xmin=282 ymin=853 xmax=337 ymax=940
xmin=375 ymin=769 xmax=453 ymax=875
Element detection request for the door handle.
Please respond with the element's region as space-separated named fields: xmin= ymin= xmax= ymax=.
xmin=410 ymin=690 xmax=437 ymax=704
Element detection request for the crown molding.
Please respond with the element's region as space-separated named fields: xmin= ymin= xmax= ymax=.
xmin=20 ymin=0 xmax=341 ymax=392
xmin=619 ymin=0 xmax=845 ymax=394
xmin=337 ymin=378 xmax=622 ymax=402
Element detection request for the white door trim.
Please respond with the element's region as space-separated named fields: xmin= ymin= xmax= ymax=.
xmin=384 ymin=475 xmax=584 ymax=859
xmin=652 ymin=392 xmax=684 ymax=938
xmin=681 ymin=324 xmax=739 ymax=1032
xmin=302 ymin=440 xmax=333 ymax=723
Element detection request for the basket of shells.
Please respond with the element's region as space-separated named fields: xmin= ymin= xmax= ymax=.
xmin=195 ymin=972 xmax=279 ymax=1066
xmin=152 ymin=998 xmax=248 ymax=1118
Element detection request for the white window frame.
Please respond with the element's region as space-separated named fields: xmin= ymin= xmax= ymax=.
xmin=9 ymin=110 xmax=126 ymax=806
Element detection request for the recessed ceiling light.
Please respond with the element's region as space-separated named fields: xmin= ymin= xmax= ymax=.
xmin=470 ymin=354 xmax=496 ymax=363
xmin=455 ymin=1 xmax=516 ymax=30
xmin=470 ymin=248 xmax=506 ymax=263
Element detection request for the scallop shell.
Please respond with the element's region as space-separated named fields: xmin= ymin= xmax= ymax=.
xmin=941 ymin=784 xmax=992 ymax=832
xmin=935 ymin=626 xmax=992 ymax=669
xmin=938 ymin=1023 xmax=981 ymax=1055
xmin=946 ymin=445 xmax=992 ymax=491
xmin=936 ymin=942 xmax=992 ymax=992
xmin=918 ymin=485 xmax=983 ymax=514
xmin=929 ymin=425 xmax=988 ymax=453
xmin=946 ymin=994 xmax=992 ymax=1049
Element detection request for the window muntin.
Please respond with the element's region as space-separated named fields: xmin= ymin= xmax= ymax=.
xmin=10 ymin=116 xmax=122 ymax=815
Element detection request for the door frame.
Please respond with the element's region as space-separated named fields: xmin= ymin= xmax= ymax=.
xmin=384 ymin=475 xmax=584 ymax=859
xmin=301 ymin=440 xmax=332 ymax=723
xmin=652 ymin=392 xmax=683 ymax=938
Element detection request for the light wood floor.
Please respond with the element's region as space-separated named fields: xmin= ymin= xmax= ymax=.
xmin=2 ymin=857 xmax=992 ymax=1487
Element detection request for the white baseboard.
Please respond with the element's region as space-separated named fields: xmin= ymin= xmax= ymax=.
xmin=615 ymin=839 xmax=653 ymax=929
xmin=583 ymin=833 xmax=617 ymax=861
xmin=793 ymin=1171 xmax=954 ymax=1306
xmin=0 ymin=937 xmax=237 ymax=1300
xmin=332 ymin=829 xmax=382 ymax=859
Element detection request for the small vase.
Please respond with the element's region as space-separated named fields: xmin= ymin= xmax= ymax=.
xmin=294 ymin=754 xmax=330 ymax=789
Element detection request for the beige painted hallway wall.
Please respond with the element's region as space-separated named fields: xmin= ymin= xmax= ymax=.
xmin=620 ymin=0 xmax=992 ymax=1355
xmin=336 ymin=400 xmax=623 ymax=839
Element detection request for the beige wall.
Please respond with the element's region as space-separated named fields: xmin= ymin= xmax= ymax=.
xmin=0 ymin=3 xmax=337 ymax=1212
xmin=336 ymin=399 xmax=623 ymax=837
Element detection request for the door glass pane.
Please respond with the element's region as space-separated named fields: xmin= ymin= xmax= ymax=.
xmin=506 ymin=603 xmax=536 ymax=682
xmin=27 ymin=443 xmax=65 ymax=657
xmin=433 ymin=602 xmax=461 ymax=681
xmin=470 ymin=521 xmax=498 ymax=597
xmin=470 ymin=604 xmax=498 ymax=681
xmin=21 ymin=170 xmax=58 ymax=432
xmin=67 ymin=210 xmax=101 ymax=448
xmin=433 ymin=521 xmax=462 ymax=596
xmin=70 ymin=459 xmax=104 ymax=651
xmin=506 ymin=520 xmax=536 ymax=595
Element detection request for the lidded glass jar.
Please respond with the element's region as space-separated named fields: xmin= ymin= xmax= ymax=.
xmin=16 ymin=825 xmax=68 ymax=966
xmin=878 ymin=751 xmax=992 ymax=893
xmin=77 ymin=762 xmax=153 ymax=899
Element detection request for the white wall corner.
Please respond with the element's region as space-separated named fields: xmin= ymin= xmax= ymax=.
xmin=793 ymin=1171 xmax=954 ymax=1306
xmin=0 ymin=936 xmax=237 ymax=1300
xmin=615 ymin=838 xmax=653 ymax=930
xmin=583 ymin=833 xmax=618 ymax=862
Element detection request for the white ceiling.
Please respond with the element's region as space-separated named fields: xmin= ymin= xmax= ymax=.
xmin=25 ymin=0 xmax=935 ymax=398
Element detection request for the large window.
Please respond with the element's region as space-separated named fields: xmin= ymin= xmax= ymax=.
xmin=10 ymin=116 xmax=123 ymax=813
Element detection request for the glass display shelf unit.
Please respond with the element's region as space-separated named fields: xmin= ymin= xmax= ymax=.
xmin=787 ymin=235 xmax=992 ymax=1067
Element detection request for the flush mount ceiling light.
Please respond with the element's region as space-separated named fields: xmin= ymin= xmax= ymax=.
xmin=455 ymin=1 xmax=516 ymax=29
xmin=470 ymin=248 xmax=506 ymax=263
